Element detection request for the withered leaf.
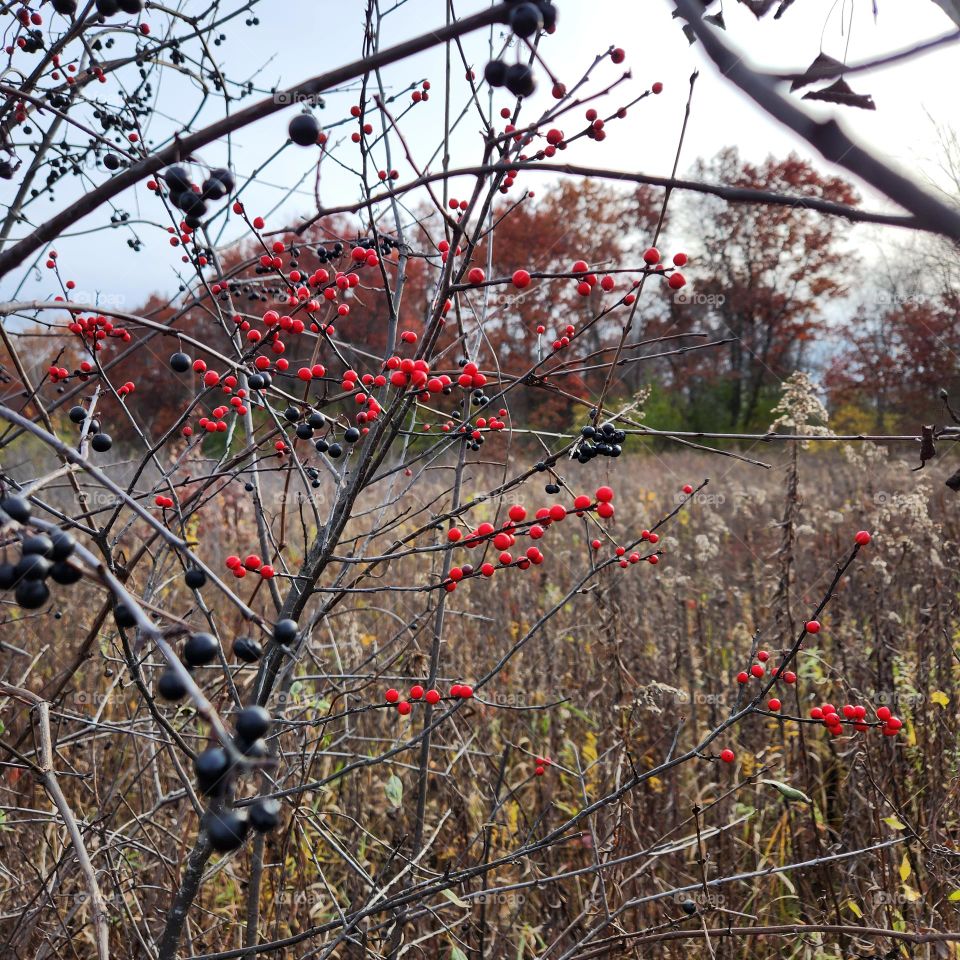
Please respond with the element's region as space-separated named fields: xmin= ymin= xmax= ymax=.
xmin=704 ymin=12 xmax=726 ymax=28
xmin=929 ymin=0 xmax=960 ymax=28
xmin=802 ymin=78 xmax=876 ymax=110
xmin=775 ymin=0 xmax=799 ymax=17
xmin=737 ymin=0 xmax=779 ymax=15
xmin=790 ymin=52 xmax=846 ymax=91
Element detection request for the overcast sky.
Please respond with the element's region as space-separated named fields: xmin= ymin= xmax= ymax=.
xmin=4 ymin=0 xmax=958 ymax=309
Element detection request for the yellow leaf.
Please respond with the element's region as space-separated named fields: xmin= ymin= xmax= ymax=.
xmin=932 ymin=690 xmax=950 ymax=708
xmin=883 ymin=816 xmax=907 ymax=830
xmin=899 ymin=854 xmax=911 ymax=883
xmin=845 ymin=899 xmax=863 ymax=918
xmin=441 ymin=889 xmax=470 ymax=909
xmin=948 ymin=890 xmax=960 ymax=902
xmin=901 ymin=884 xmax=920 ymax=903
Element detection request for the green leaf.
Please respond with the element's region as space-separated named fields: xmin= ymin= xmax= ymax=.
xmin=385 ymin=774 xmax=403 ymax=809
xmin=947 ymin=890 xmax=960 ymax=902
xmin=883 ymin=815 xmax=907 ymax=830
xmin=760 ymin=779 xmax=812 ymax=803
xmin=450 ymin=945 xmax=469 ymax=960
xmin=845 ymin=899 xmax=863 ymax=918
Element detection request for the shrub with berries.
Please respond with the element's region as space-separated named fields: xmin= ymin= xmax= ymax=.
xmin=0 ymin=2 xmax=957 ymax=959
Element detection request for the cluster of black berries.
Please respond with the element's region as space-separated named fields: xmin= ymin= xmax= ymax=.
xmin=152 ymin=628 xmax=222 ymax=701
xmin=575 ymin=422 xmax=626 ymax=462
xmin=13 ymin=27 xmax=43 ymax=54
xmin=315 ymin=242 xmax=344 ymax=264
xmin=52 ymin=0 xmax=145 ymax=17
xmin=194 ymin=706 xmax=282 ymax=852
xmin=97 ymin=0 xmax=144 ymax=14
xmin=483 ymin=1 xmax=558 ymax=97
xmin=160 ymin=165 xmax=235 ymax=229
xmin=68 ymin=404 xmax=113 ymax=452
xmin=280 ymin=406 xmax=360 ymax=460
xmin=0 ymin=497 xmax=81 ymax=609
xmin=350 ymin=234 xmax=400 ymax=258
xmin=233 ymin=619 xmax=296 ymax=662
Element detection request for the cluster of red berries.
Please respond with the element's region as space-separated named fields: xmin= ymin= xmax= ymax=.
xmin=411 ymin=80 xmax=431 ymax=105
xmin=64 ymin=311 xmax=133 ymax=351
xmin=442 ymin=488 xmax=615 ymax=590
xmin=809 ymin=703 xmax=903 ymax=737
xmin=426 ymin=411 xmax=509 ymax=435
xmin=642 ymin=247 xmax=687 ymax=289
xmin=225 ymin=554 xmax=276 ymax=580
xmin=384 ymin=682 xmax=473 ymax=715
xmin=736 ymin=648 xmax=797 ymax=690
xmin=154 ymin=495 xmax=175 ymax=509
xmin=385 ymin=356 xmax=446 ymax=394
xmin=533 ymin=755 xmax=552 ymax=776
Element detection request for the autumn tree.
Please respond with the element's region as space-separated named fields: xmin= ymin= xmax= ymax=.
xmin=826 ymin=292 xmax=960 ymax=431
xmin=662 ymin=148 xmax=859 ymax=430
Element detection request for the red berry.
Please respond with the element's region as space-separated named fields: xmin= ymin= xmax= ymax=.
xmin=783 ymin=671 xmax=797 ymax=684
xmin=736 ymin=671 xmax=749 ymax=684
xmin=425 ymin=689 xmax=441 ymax=705
xmin=720 ymin=749 xmax=735 ymax=763
xmin=876 ymin=706 xmax=892 ymax=721
xmin=397 ymin=701 xmax=412 ymax=716
xmin=512 ymin=269 xmax=531 ymax=288
xmin=757 ymin=650 xmax=769 ymax=662
xmin=805 ymin=620 xmax=820 ymax=634
xmin=459 ymin=685 xmax=473 ymax=699
xmin=668 ymin=272 xmax=686 ymax=290
xmin=768 ymin=698 xmax=781 ymax=712
xmin=595 ymin=486 xmax=614 ymax=502
xmin=682 ymin=484 xmax=693 ymax=495
xmin=385 ymin=688 xmax=399 ymax=703
xmin=410 ymin=685 xmax=424 ymax=700
xmin=855 ymin=530 xmax=871 ymax=545
xmin=467 ymin=267 xmax=485 ymax=284
xmin=643 ymin=247 xmax=660 ymax=265
xmin=750 ymin=664 xmax=764 ymax=678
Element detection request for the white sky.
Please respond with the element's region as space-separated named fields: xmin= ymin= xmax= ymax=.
xmin=3 ymin=0 xmax=958 ymax=308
